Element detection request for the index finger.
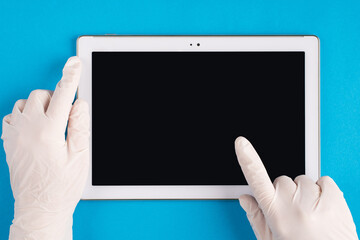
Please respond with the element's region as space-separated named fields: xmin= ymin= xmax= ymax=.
xmin=235 ymin=136 xmax=275 ymax=210
xmin=46 ymin=56 xmax=82 ymax=122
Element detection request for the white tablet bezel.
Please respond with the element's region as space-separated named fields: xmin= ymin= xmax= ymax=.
xmin=77 ymin=35 xmax=320 ymax=199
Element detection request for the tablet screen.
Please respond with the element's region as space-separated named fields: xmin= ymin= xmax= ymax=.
xmin=92 ymin=51 xmax=305 ymax=185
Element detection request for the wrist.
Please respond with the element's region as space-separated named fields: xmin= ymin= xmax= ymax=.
xmin=9 ymin=206 xmax=74 ymax=240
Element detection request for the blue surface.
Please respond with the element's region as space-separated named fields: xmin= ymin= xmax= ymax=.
xmin=1 ymin=0 xmax=360 ymax=239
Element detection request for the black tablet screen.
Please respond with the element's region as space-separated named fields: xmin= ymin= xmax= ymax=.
xmin=92 ymin=52 xmax=305 ymax=185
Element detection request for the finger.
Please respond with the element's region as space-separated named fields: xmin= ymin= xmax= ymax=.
xmin=46 ymin=56 xmax=82 ymax=123
xmin=10 ymin=99 xmax=26 ymax=125
xmin=316 ymin=176 xmax=343 ymax=203
xmin=2 ymin=114 xmax=15 ymax=165
xmin=273 ymin=175 xmax=297 ymax=198
xmin=22 ymin=90 xmax=53 ymax=115
xmin=2 ymin=114 xmax=13 ymax=137
xmin=67 ymin=99 xmax=90 ymax=154
xmin=294 ymin=175 xmax=320 ymax=210
xmin=235 ymin=136 xmax=275 ymax=210
xmin=3 ymin=114 xmax=11 ymax=125
xmin=239 ymin=195 xmax=272 ymax=240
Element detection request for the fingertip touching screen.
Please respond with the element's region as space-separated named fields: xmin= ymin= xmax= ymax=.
xmin=92 ymin=52 xmax=305 ymax=185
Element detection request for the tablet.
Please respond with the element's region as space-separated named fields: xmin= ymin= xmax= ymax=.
xmin=77 ymin=35 xmax=320 ymax=199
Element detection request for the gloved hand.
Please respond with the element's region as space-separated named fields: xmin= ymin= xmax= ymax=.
xmin=235 ymin=136 xmax=358 ymax=240
xmin=1 ymin=56 xmax=90 ymax=240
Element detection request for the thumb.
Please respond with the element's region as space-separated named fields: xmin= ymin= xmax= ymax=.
xmin=67 ymin=99 xmax=90 ymax=153
xmin=239 ymin=195 xmax=272 ymax=240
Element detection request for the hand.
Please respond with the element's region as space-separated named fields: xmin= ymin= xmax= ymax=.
xmin=235 ymin=137 xmax=358 ymax=240
xmin=1 ymin=56 xmax=90 ymax=240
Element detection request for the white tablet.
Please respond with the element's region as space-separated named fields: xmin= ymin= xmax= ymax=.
xmin=77 ymin=35 xmax=320 ymax=199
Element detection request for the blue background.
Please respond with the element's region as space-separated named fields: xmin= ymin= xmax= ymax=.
xmin=1 ymin=0 xmax=360 ymax=239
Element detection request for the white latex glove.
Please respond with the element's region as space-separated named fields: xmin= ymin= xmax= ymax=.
xmin=1 ymin=56 xmax=90 ymax=240
xmin=235 ymin=136 xmax=358 ymax=240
